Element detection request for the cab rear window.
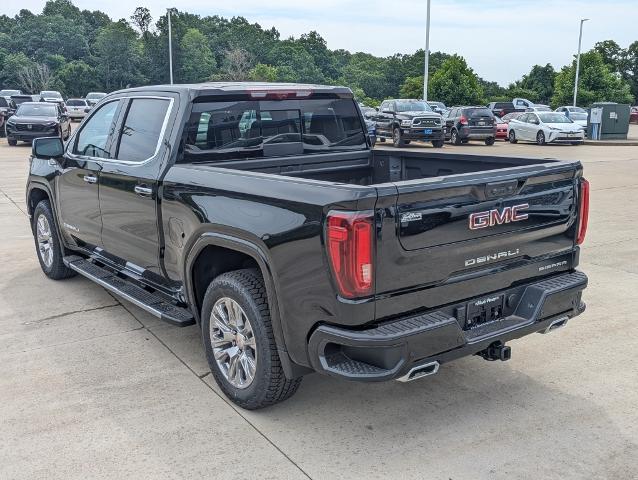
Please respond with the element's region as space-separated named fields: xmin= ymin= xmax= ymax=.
xmin=181 ymin=98 xmax=366 ymax=163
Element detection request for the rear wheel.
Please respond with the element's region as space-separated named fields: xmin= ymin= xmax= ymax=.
xmin=484 ymin=137 xmax=495 ymax=146
xmin=450 ymin=129 xmax=461 ymax=145
xmin=536 ymin=130 xmax=546 ymax=145
xmin=8 ymin=137 xmax=17 ymax=146
xmin=201 ymin=269 xmax=302 ymax=409
xmin=508 ymin=130 xmax=517 ymax=144
xmin=392 ymin=127 xmax=404 ymax=148
xmin=378 ymin=137 xmax=386 ymax=143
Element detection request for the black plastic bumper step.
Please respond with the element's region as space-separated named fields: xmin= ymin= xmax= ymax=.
xmin=63 ymin=256 xmax=195 ymax=327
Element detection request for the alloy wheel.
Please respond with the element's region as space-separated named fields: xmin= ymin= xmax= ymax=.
xmin=36 ymin=214 xmax=53 ymax=268
xmin=209 ymin=297 xmax=257 ymax=389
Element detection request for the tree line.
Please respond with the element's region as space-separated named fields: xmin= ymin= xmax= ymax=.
xmin=0 ymin=0 xmax=635 ymax=108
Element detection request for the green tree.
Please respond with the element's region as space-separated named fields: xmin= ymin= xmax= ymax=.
xmin=552 ymin=50 xmax=634 ymax=106
xmin=130 ymin=7 xmax=152 ymax=36
xmin=56 ymin=60 xmax=97 ymax=96
xmin=399 ymin=75 xmax=424 ymax=98
xmin=94 ymin=20 xmax=146 ymax=90
xmin=516 ymin=64 xmax=556 ymax=103
xmin=180 ymin=28 xmax=216 ymax=82
xmin=429 ymin=55 xmax=483 ymax=106
xmin=0 ymin=52 xmax=35 ymax=89
xmin=593 ymin=40 xmax=624 ymax=74
xmin=248 ymin=63 xmax=278 ymax=82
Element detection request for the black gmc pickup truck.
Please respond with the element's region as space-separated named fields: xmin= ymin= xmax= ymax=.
xmin=26 ymin=82 xmax=589 ymax=409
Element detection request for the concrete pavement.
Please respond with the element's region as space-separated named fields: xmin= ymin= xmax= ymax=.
xmin=1 ymin=138 xmax=638 ymax=479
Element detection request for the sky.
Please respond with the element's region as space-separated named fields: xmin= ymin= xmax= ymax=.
xmin=4 ymin=0 xmax=637 ymax=85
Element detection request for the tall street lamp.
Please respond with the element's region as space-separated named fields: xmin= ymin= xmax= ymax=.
xmin=167 ymin=8 xmax=174 ymax=84
xmin=573 ymin=18 xmax=589 ymax=107
xmin=423 ymin=0 xmax=431 ymax=101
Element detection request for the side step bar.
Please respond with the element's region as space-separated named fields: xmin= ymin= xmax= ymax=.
xmin=63 ymin=256 xmax=195 ymax=327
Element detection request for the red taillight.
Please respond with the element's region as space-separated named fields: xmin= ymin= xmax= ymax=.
xmin=459 ymin=115 xmax=468 ymax=125
xmin=576 ymin=178 xmax=589 ymax=245
xmin=326 ymin=211 xmax=374 ymax=298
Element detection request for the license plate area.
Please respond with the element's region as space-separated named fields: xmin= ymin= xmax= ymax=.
xmin=424 ymin=129 xmax=432 ymax=135
xmin=466 ymin=294 xmax=505 ymax=329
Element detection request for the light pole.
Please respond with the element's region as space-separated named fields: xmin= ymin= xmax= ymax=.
xmin=167 ymin=8 xmax=174 ymax=84
xmin=423 ymin=0 xmax=431 ymax=101
xmin=573 ymin=18 xmax=589 ymax=107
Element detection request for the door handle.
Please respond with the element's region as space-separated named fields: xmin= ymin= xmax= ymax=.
xmin=134 ymin=185 xmax=153 ymax=197
xmin=83 ymin=175 xmax=97 ymax=184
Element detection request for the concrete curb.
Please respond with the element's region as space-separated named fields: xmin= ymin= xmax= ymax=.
xmin=583 ymin=140 xmax=638 ymax=146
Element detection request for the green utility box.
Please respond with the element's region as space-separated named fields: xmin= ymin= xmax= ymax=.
xmin=587 ymin=102 xmax=630 ymax=140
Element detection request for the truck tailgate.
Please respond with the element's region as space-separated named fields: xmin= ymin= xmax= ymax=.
xmin=374 ymin=162 xmax=582 ymax=319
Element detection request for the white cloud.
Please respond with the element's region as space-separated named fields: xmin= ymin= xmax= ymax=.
xmin=5 ymin=0 xmax=637 ymax=84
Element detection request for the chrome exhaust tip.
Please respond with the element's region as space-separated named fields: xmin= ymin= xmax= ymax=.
xmin=540 ymin=316 xmax=569 ymax=334
xmin=396 ymin=361 xmax=440 ymax=382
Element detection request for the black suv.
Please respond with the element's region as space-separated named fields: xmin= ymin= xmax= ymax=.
xmin=372 ymin=99 xmax=444 ymax=148
xmin=5 ymin=102 xmax=71 ymax=146
xmin=444 ymin=106 xmax=497 ymax=145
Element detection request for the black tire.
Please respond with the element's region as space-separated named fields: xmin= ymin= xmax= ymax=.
xmin=450 ymin=129 xmax=461 ymax=145
xmin=32 ymin=200 xmax=76 ymax=280
xmin=508 ymin=130 xmax=517 ymax=144
xmin=571 ymin=141 xmax=582 ymax=146
xmin=201 ymin=269 xmax=302 ymax=410
xmin=536 ymin=130 xmax=546 ymax=145
xmin=8 ymin=137 xmax=17 ymax=146
xmin=431 ymin=139 xmax=444 ymax=148
xmin=378 ymin=137 xmax=386 ymax=143
xmin=404 ymin=140 xmax=411 ymax=145
xmin=392 ymin=127 xmax=404 ymax=148
xmin=485 ymin=137 xmax=495 ymax=146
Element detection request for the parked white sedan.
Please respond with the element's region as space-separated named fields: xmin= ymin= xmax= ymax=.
xmin=508 ymin=112 xmax=584 ymax=145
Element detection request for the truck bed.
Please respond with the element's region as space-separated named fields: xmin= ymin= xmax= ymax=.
xmin=200 ymin=150 xmax=557 ymax=186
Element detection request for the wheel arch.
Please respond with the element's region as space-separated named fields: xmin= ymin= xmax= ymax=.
xmin=183 ymin=232 xmax=308 ymax=379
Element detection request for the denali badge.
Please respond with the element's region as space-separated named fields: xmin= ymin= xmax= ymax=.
xmin=401 ymin=212 xmax=423 ymax=223
xmin=465 ymin=249 xmax=520 ymax=267
xmin=469 ymin=204 xmax=529 ymax=230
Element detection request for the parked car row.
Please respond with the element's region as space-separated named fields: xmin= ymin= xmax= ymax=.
xmin=1 ymin=88 xmax=108 ymax=144
xmin=361 ymin=98 xmax=588 ymax=148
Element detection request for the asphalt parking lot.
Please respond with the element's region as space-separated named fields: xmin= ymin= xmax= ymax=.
xmin=1 ymin=136 xmax=638 ymax=479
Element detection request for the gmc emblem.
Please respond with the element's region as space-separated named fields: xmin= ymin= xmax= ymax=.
xmin=469 ymin=203 xmax=529 ymax=230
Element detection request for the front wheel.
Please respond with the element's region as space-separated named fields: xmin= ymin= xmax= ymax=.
xmin=508 ymin=130 xmax=517 ymax=144
xmin=201 ymin=269 xmax=302 ymax=409
xmin=536 ymin=130 xmax=546 ymax=145
xmin=484 ymin=137 xmax=495 ymax=146
xmin=450 ymin=129 xmax=461 ymax=145
xmin=392 ymin=127 xmax=404 ymax=148
xmin=7 ymin=137 xmax=17 ymax=146
xmin=32 ymin=200 xmax=76 ymax=280
xmin=431 ymin=139 xmax=444 ymax=148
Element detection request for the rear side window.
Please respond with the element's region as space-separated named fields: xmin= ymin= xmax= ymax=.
xmin=182 ymin=98 xmax=366 ymax=163
xmin=116 ymin=98 xmax=170 ymax=162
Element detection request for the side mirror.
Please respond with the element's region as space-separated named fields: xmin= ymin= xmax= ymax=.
xmin=84 ymin=107 xmax=91 ymax=113
xmin=33 ymin=137 xmax=64 ymax=159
